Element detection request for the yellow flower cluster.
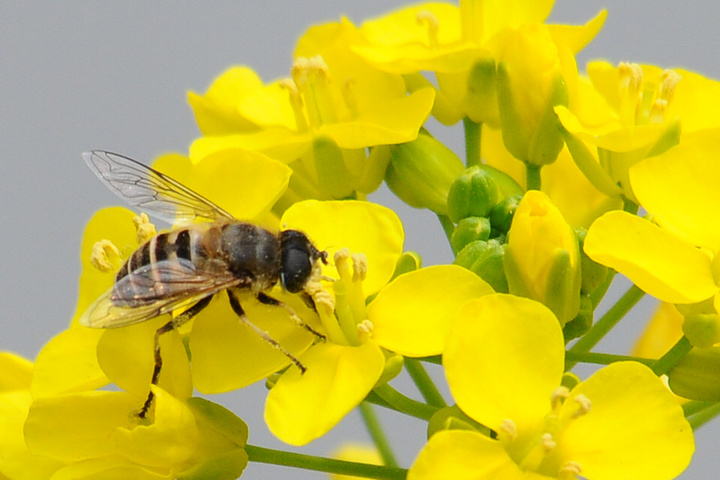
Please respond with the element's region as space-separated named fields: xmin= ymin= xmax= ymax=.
xmin=8 ymin=0 xmax=720 ymax=479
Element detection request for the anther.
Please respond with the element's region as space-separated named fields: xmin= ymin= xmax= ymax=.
xmin=90 ymin=240 xmax=121 ymax=272
xmin=133 ymin=213 xmax=156 ymax=244
xmin=558 ymin=461 xmax=583 ymax=480
xmin=351 ymin=253 xmax=368 ymax=282
xmin=416 ymin=10 xmax=440 ymax=48
xmin=500 ymin=419 xmax=518 ymax=442
xmin=551 ymin=386 xmax=570 ymax=410
xmin=572 ymin=394 xmax=592 ymax=418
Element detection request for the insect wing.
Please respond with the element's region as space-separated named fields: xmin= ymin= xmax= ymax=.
xmin=79 ymin=258 xmax=243 ymax=328
xmin=83 ymin=150 xmax=235 ymax=225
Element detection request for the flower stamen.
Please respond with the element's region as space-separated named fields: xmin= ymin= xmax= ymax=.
xmin=292 ymin=55 xmax=337 ymax=127
xmin=90 ymin=239 xmax=121 ymax=272
xmin=133 ymin=213 xmax=156 ymax=244
xmin=416 ymin=11 xmax=440 ymax=48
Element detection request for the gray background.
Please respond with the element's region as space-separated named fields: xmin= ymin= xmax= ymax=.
xmin=1 ymin=2 xmax=718 ymax=478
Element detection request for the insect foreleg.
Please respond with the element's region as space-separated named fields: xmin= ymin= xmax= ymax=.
xmin=227 ymin=290 xmax=307 ymax=374
xmin=139 ymin=295 xmax=213 ymax=419
xmin=256 ymin=291 xmax=326 ymax=341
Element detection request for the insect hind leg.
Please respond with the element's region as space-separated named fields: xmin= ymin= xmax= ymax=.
xmin=138 ymin=295 xmax=213 ymax=419
xmin=228 ymin=290 xmax=307 ymax=374
xmin=256 ymin=291 xmax=326 ymax=341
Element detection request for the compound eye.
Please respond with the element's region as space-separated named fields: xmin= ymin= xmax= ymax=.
xmin=281 ymin=247 xmax=312 ymax=293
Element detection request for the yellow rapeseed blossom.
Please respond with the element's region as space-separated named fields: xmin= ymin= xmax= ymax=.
xmin=409 ymin=294 xmax=694 ymax=480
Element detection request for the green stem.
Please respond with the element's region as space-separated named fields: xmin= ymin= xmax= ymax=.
xmin=373 ymin=383 xmax=438 ymax=421
xmin=525 ymin=163 xmax=542 ymax=190
xmin=437 ymin=214 xmax=455 ymax=244
xmin=404 ymin=358 xmax=447 ymax=408
xmin=463 ymin=117 xmax=482 ymax=167
xmin=566 ymin=284 xmax=645 ymax=369
xmin=245 ymin=445 xmax=407 ymax=480
xmin=687 ymin=401 xmax=720 ymax=430
xmin=652 ymin=336 xmax=693 ymax=376
xmin=565 ymin=351 xmax=654 ymax=367
xmin=358 ymin=402 xmax=399 ymax=468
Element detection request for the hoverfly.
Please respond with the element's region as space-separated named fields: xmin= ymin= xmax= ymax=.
xmin=80 ymin=150 xmax=327 ymax=417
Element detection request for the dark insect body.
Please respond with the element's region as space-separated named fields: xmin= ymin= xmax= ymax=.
xmin=81 ymin=150 xmax=326 ymax=417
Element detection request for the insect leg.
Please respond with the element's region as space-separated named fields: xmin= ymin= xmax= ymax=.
xmin=138 ymin=295 xmax=213 ymax=419
xmin=227 ymin=290 xmax=307 ymax=374
xmin=256 ymin=291 xmax=326 ymax=341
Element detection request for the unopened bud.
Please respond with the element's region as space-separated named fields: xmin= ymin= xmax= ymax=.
xmin=447 ymin=166 xmax=499 ymax=223
xmin=450 ymin=217 xmax=491 ymax=254
xmin=668 ymin=346 xmax=720 ymax=400
xmin=384 ymin=133 xmax=465 ymax=215
xmin=454 ymin=239 xmax=507 ymax=293
xmin=682 ymin=312 xmax=720 ymax=349
xmin=489 ymin=194 xmax=522 ymax=236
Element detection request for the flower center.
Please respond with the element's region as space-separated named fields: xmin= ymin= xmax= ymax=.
xmin=617 ymin=62 xmax=681 ymax=127
xmin=291 ymin=55 xmax=338 ymax=128
xmin=497 ymin=386 xmax=592 ymax=478
xmin=306 ymin=248 xmax=371 ymax=346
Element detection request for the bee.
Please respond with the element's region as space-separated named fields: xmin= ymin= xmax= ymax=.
xmin=80 ymin=150 xmax=327 ymax=417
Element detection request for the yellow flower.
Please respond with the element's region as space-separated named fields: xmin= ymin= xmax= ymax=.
xmin=557 ymin=62 xmax=720 ymax=201
xmin=24 ymin=386 xmax=248 ymax=479
xmin=353 ymin=1 xmax=605 ymax=128
xmin=263 ymin=200 xmax=494 ymax=445
xmin=584 ymin=129 xmax=720 ymax=309
xmin=504 ymin=190 xmax=581 ymax=325
xmin=188 ymin=19 xmax=434 ymax=203
xmin=0 ymin=353 xmax=63 ymax=479
xmin=409 ymin=294 xmax=694 ymax=480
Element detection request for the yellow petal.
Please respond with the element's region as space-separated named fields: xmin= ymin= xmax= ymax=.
xmin=190 ymin=291 xmax=316 ymax=394
xmin=31 ymin=328 xmax=108 ymax=398
xmin=548 ymin=9 xmax=606 ymax=54
xmin=0 ymin=352 xmax=32 ymax=392
xmin=320 ymin=88 xmax=434 ymax=148
xmin=369 ymin=265 xmax=493 ymax=356
xmin=113 ymin=386 xmax=200 ymax=468
xmin=24 ymin=391 xmax=140 ymax=462
xmin=444 ymin=294 xmax=564 ymax=433
xmin=559 ymin=362 xmax=693 ymax=480
xmin=265 ymin=341 xmax=384 ymax=446
xmin=408 ymin=430 xmax=526 ymax=480
xmin=0 ymin=391 xmax=64 ymax=479
xmin=632 ymin=302 xmax=684 ymax=359
xmin=630 ymin=128 xmax=720 ymax=249
xmin=96 ymin=316 xmax=192 ymax=401
xmin=153 ymin=150 xmax=291 ymax=223
xmin=187 ymin=65 xmax=265 ymax=136
xmin=189 ymin=130 xmax=313 ymax=165
xmin=282 ymin=200 xmax=404 ymax=295
xmin=51 ymin=459 xmax=170 ymax=480
xmin=585 ymin=211 xmax=717 ymax=303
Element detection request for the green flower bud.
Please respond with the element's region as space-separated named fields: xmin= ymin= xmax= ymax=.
xmin=562 ymin=294 xmax=593 ymax=341
xmin=447 ymin=166 xmax=498 ymax=222
xmin=668 ymin=346 xmax=720 ymax=400
xmin=682 ymin=313 xmax=720 ymax=348
xmin=384 ymin=133 xmax=465 ymax=215
xmin=451 ymin=217 xmax=491 ymax=254
xmin=489 ymin=194 xmax=522 ymax=236
xmin=497 ymin=62 xmax=568 ymax=167
xmin=575 ymin=228 xmax=610 ymax=295
xmin=375 ymin=350 xmax=404 ymax=386
xmin=454 ymin=239 xmax=507 ymax=293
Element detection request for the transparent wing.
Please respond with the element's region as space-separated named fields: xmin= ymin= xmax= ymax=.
xmin=79 ymin=258 xmax=246 ymax=328
xmin=83 ymin=150 xmax=235 ymax=224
